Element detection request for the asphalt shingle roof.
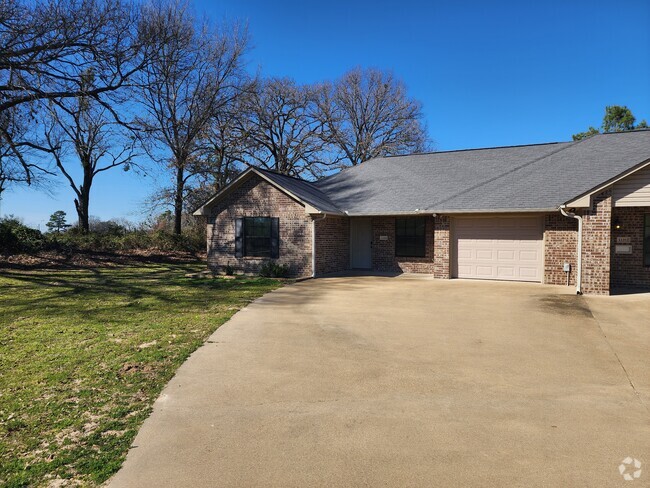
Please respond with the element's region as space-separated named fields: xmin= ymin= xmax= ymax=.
xmin=310 ymin=129 xmax=650 ymax=214
xmin=205 ymin=130 xmax=650 ymax=215
xmin=256 ymin=169 xmax=343 ymax=214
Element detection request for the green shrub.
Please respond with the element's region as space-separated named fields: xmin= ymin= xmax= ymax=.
xmin=149 ymin=230 xmax=183 ymax=251
xmin=117 ymin=230 xmax=153 ymax=250
xmin=259 ymin=261 xmax=290 ymax=278
xmin=223 ymin=264 xmax=235 ymax=276
xmin=0 ymin=215 xmax=206 ymax=255
xmin=0 ymin=217 xmax=45 ymax=253
xmin=48 ymin=230 xmax=113 ymax=252
xmin=40 ymin=229 xmax=202 ymax=253
xmin=89 ymin=219 xmax=127 ymax=236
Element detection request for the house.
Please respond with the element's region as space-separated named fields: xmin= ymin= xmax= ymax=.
xmin=194 ymin=130 xmax=650 ymax=295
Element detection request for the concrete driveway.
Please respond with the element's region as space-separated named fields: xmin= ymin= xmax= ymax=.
xmin=108 ymin=276 xmax=650 ymax=488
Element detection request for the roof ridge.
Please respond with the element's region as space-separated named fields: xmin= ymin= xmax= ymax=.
xmin=254 ymin=167 xmax=319 ymax=185
xmin=424 ymin=136 xmax=587 ymax=210
xmin=315 ymin=141 xmax=575 ymax=186
xmin=595 ymin=128 xmax=650 ymax=135
xmin=383 ymin=140 xmax=569 ymax=157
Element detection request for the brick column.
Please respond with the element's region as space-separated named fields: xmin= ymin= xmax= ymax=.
xmin=433 ymin=215 xmax=450 ymax=279
xmin=581 ymin=189 xmax=612 ymax=295
xmin=372 ymin=217 xmax=396 ymax=271
xmin=314 ymin=216 xmax=349 ymax=275
xmin=543 ymin=213 xmax=578 ymax=286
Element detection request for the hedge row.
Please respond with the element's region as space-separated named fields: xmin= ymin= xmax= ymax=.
xmin=0 ymin=218 xmax=205 ymax=254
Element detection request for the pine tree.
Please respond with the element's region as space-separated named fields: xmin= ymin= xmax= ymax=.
xmin=46 ymin=211 xmax=70 ymax=233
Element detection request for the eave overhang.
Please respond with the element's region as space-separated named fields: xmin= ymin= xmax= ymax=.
xmin=193 ymin=167 xmax=345 ymax=217
xmin=562 ymin=157 xmax=650 ymax=209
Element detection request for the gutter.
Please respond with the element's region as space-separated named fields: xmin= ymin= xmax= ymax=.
xmin=311 ymin=213 xmax=327 ymax=278
xmin=342 ymin=208 xmax=558 ymax=217
xmin=559 ymin=205 xmax=583 ymax=295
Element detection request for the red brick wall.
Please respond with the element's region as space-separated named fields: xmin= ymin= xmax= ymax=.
xmin=433 ymin=215 xmax=450 ymax=279
xmin=543 ymin=199 xmax=650 ymax=293
xmin=205 ymin=176 xmax=628 ymax=292
xmin=314 ymin=216 xmax=349 ymax=275
xmin=370 ymin=216 xmax=435 ymax=273
xmin=581 ymin=190 xmax=612 ymax=295
xmin=206 ymin=174 xmax=312 ymax=277
xmin=544 ymin=213 xmax=578 ymax=286
xmin=611 ymin=207 xmax=650 ymax=289
xmin=371 ymin=217 xmax=395 ymax=271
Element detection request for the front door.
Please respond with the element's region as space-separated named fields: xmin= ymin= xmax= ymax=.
xmin=350 ymin=218 xmax=372 ymax=269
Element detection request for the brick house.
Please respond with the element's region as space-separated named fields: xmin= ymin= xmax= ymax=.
xmin=194 ymin=130 xmax=650 ymax=295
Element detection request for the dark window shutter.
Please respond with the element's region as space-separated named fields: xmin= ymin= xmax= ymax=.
xmin=270 ymin=217 xmax=279 ymax=259
xmin=235 ymin=218 xmax=243 ymax=258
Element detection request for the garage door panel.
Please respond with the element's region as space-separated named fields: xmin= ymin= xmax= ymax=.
xmin=457 ymin=249 xmax=473 ymax=259
xmin=475 ymin=266 xmax=495 ymax=278
xmin=496 ymin=266 xmax=515 ymax=278
xmin=519 ymin=250 xmax=539 ymax=261
xmin=476 ymin=250 xmax=493 ymax=260
xmin=453 ymin=217 xmax=543 ymax=282
xmin=519 ymin=267 xmax=539 ymax=279
xmin=457 ymin=264 xmax=472 ymax=275
xmin=497 ymin=250 xmax=515 ymax=260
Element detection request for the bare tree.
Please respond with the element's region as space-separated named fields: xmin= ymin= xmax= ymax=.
xmin=0 ymin=103 xmax=53 ymax=195
xmin=318 ymin=67 xmax=429 ymax=166
xmin=0 ymin=0 xmax=144 ymax=112
xmin=238 ymin=77 xmax=331 ymax=177
xmin=137 ymin=2 xmax=247 ymax=234
xmin=0 ymin=0 xmax=145 ymax=185
xmin=43 ymin=71 xmax=137 ymax=232
xmin=200 ymin=108 xmax=248 ymax=190
xmin=185 ymin=105 xmax=249 ymax=211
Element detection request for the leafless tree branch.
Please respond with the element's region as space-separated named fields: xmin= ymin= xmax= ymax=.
xmin=136 ymin=1 xmax=248 ymax=234
xmin=316 ymin=67 xmax=430 ymax=167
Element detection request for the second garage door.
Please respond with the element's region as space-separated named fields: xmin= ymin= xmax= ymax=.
xmin=452 ymin=216 xmax=543 ymax=282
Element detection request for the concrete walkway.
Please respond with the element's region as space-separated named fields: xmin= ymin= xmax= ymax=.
xmin=108 ymin=276 xmax=650 ymax=488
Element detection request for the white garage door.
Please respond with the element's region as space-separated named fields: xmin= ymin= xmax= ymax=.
xmin=453 ymin=216 xmax=543 ymax=282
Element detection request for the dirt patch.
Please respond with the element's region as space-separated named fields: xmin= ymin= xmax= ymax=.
xmin=137 ymin=340 xmax=157 ymax=350
xmin=119 ymin=362 xmax=155 ymax=377
xmin=536 ymin=294 xmax=594 ymax=318
xmin=47 ymin=477 xmax=82 ymax=488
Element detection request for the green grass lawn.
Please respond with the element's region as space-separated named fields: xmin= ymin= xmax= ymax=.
xmin=0 ymin=263 xmax=281 ymax=487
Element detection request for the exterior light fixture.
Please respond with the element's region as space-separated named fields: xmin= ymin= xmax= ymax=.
xmin=613 ymin=217 xmax=623 ymax=230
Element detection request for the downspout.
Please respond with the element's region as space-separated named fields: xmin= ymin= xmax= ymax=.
xmin=311 ymin=214 xmax=327 ymax=278
xmin=559 ymin=205 xmax=583 ymax=295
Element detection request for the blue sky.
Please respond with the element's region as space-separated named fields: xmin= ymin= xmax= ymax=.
xmin=5 ymin=0 xmax=649 ymax=228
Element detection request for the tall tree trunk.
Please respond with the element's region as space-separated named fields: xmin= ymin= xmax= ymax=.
xmin=74 ymin=164 xmax=93 ymax=233
xmin=173 ymin=164 xmax=184 ymax=235
xmin=74 ymin=193 xmax=90 ymax=232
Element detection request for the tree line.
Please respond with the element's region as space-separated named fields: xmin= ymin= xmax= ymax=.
xmin=572 ymin=105 xmax=647 ymax=140
xmin=0 ymin=0 xmax=430 ymax=235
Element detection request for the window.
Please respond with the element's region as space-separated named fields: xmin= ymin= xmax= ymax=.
xmin=395 ymin=217 xmax=426 ymax=257
xmin=244 ymin=217 xmax=272 ymax=257
xmin=235 ymin=217 xmax=279 ymax=258
xmin=645 ymin=214 xmax=650 ymax=266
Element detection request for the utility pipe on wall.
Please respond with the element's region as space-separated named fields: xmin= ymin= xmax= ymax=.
xmin=311 ymin=214 xmax=327 ymax=278
xmin=559 ymin=205 xmax=583 ymax=295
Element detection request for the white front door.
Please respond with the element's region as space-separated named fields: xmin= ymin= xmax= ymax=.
xmin=350 ymin=218 xmax=372 ymax=269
